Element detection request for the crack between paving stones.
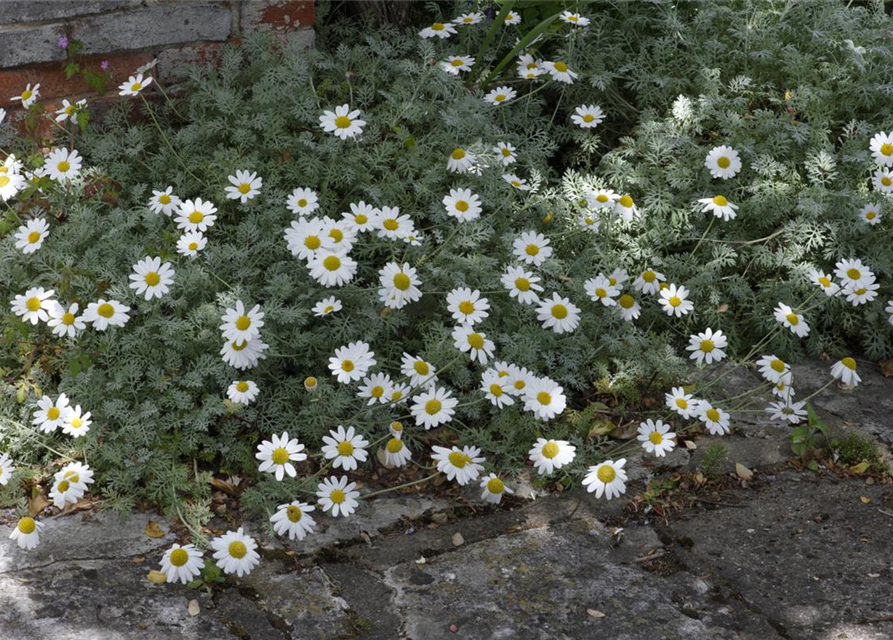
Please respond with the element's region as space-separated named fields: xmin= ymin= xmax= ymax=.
xmin=0 ymin=546 xmax=171 ymax=575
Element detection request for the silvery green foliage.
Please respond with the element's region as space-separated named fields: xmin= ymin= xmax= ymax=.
xmin=1 ymin=0 xmax=891 ymax=513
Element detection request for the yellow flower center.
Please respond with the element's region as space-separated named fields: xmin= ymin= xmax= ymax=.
xmin=618 ymin=295 xmax=635 ymax=309
xmin=867 ymin=211 xmax=876 ymax=220
xmin=337 ymin=441 xmax=354 ymax=456
xmin=881 ymin=143 xmax=893 ymax=156
xmin=70 ymin=417 xmax=83 ymax=428
xmin=334 ymin=115 xmax=352 ymax=129
xmin=770 ymin=359 xmax=786 ymax=373
xmin=287 ymin=506 xmax=303 ymax=522
xmin=26 ymin=297 xmax=41 ymax=311
xmin=189 ymin=211 xmax=204 ymax=224
xmin=525 ymin=244 xmax=539 ymax=256
xmin=393 ymin=273 xmax=411 ymax=290
xmin=329 ymin=228 xmax=344 ymax=242
xmin=188 ymin=242 xmax=198 ymax=251
xmin=495 ymin=94 xmax=506 ymax=102
xmin=235 ymin=316 xmax=252 ymax=331
xmin=846 ymin=268 xmax=861 ymax=280
xmin=459 ymin=300 xmax=475 ymax=315
xmin=383 ymin=218 xmax=399 ymax=231
xmin=513 ymin=379 xmax=526 ymax=391
xmin=818 ymin=277 xmax=831 ymax=287
xmin=592 ymin=288 xmax=606 ymax=298
xmin=669 ymin=296 xmax=681 ymax=307
xmin=330 ymin=489 xmax=346 ymax=504
xmin=0 ymin=176 xmax=9 ymax=187
xmin=62 ymin=312 xmax=75 ymax=325
xmin=451 ymin=148 xmax=466 ymax=160
xmin=231 ymin=340 xmax=248 ymax=351
xmin=554 ymin=61 xmax=568 ymax=72
xmin=432 ymin=22 xmax=445 ymax=31
xmin=159 ymin=194 xmax=171 ymax=204
xmin=700 ymin=339 xmax=715 ymax=352
xmin=597 ymin=465 xmax=615 ymax=483
xmin=842 ymin=357 xmax=856 ymax=370
xmin=712 ymin=195 xmax=728 ymax=206
xmin=451 ymin=59 xmax=464 ymax=67
xmin=717 ymin=156 xmax=730 ymax=169
xmin=170 ymin=548 xmax=189 ymax=566
xmin=271 ymin=447 xmax=290 ymax=465
xmin=583 ymin=114 xmax=594 ymax=123
xmin=448 ymin=451 xmax=471 ymax=468
xmin=706 ymin=408 xmax=720 ymax=422
xmin=537 ymin=391 xmax=552 ymax=406
xmin=58 ymin=161 xmax=71 ymax=172
xmin=131 ymin=82 xmax=142 ymax=92
xmin=386 ymin=438 xmax=403 ymax=453
xmin=144 ymin=271 xmax=161 ymax=286
xmin=354 ymin=214 xmax=367 ymax=224
xmin=487 ymin=477 xmax=505 ymax=494
xmin=455 ymin=200 xmax=469 ymax=212
xmin=551 ymin=304 xmax=568 ymax=319
xmin=28 ymin=231 xmax=41 ymax=243
xmin=640 ymin=271 xmax=656 ymax=284
xmin=47 ymin=407 xmax=60 ymax=420
xmin=514 ymin=277 xmax=530 ymax=291
xmin=323 ymin=256 xmax=341 ymax=271
xmin=236 ymin=381 xmax=249 ymax=392
xmin=501 ymin=148 xmax=511 ymax=157
xmin=467 ymin=333 xmax=484 ymax=349
xmin=649 ymin=431 xmax=663 ymax=445
xmin=596 ymin=194 xmax=609 ymax=203
xmin=304 ymin=376 xmax=317 ymax=388
xmin=413 ymin=361 xmax=429 ymax=375
xmin=238 ymin=183 xmax=251 ymax=194
xmin=883 ymin=176 xmax=892 ymax=186
xmin=341 ymin=359 xmax=354 ymax=372
xmin=297 ymin=198 xmax=308 ymax=207
xmin=18 ymin=517 xmax=36 ymax=534
xmin=489 ymin=383 xmax=503 ymax=397
xmin=58 ymin=479 xmax=70 ymax=492
xmin=98 ymin=303 xmax=115 ymax=318
xmin=425 ymin=399 xmax=442 ymax=415
xmin=21 ymin=90 xmax=32 ymax=101
xmin=302 ymin=236 xmax=321 ymax=251
xmin=855 ymin=287 xmax=867 ymax=295
xmin=511 ymin=180 xmax=522 ymax=187
xmin=371 ymin=386 xmax=384 ymax=398
xmin=541 ymin=441 xmax=559 ymax=458
xmin=676 ymin=398 xmax=688 ymax=409
xmin=785 ymin=313 xmax=798 ymax=325
xmin=228 ymin=541 xmax=247 ymax=559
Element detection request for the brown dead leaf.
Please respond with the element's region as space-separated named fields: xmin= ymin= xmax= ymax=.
xmin=735 ymin=463 xmax=754 ymax=480
xmin=132 ymin=556 xmax=146 ymax=564
xmin=609 ymin=421 xmax=639 ymax=440
xmin=28 ymin=491 xmax=50 ymax=518
xmin=716 ymin=303 xmax=729 ymax=313
xmin=144 ymin=520 xmax=165 ymax=538
xmin=376 ymin=447 xmax=392 ymax=469
xmin=147 ymin=570 xmax=167 ymax=584
xmin=879 ymin=360 xmax=893 ymax=377
xmin=209 ymin=477 xmax=237 ymax=496
xmin=684 ymin=440 xmax=697 ymax=450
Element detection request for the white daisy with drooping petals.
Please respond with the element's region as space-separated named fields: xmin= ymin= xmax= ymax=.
xmin=756 ymin=355 xmax=791 ymax=385
xmin=321 ymin=425 xmax=369 ymax=471
xmin=480 ymin=473 xmax=513 ymax=504
xmin=270 ymin=501 xmax=316 ymax=541
xmin=225 ymin=169 xmax=262 ymax=204
xmin=384 ymin=437 xmax=412 ymax=467
xmin=176 ymin=198 xmax=218 ymax=233
xmin=161 ymin=543 xmax=204 ymax=584
xmin=378 ymin=261 xmax=422 ymax=310
xmin=9 ymin=517 xmax=43 ymax=550
xmin=633 ymin=269 xmax=665 ymax=295
xmin=211 ymin=528 xmax=260 ymax=577
xmin=698 ymin=195 xmax=739 ymax=221
xmin=540 ymin=60 xmax=578 ymax=84
xmin=447 ymin=148 xmax=475 ymax=173
xmin=583 ymin=459 xmax=628 ymax=499
xmin=129 ymin=256 xmax=175 ymax=301
xmin=872 ymin=167 xmax=893 ymax=193
xmin=637 ymin=419 xmax=676 ymax=457
xmin=256 ymin=432 xmax=307 ymax=481
xmin=560 ymin=10 xmax=590 ymax=26
xmin=614 ymin=194 xmax=639 ymax=222
xmin=503 ymin=173 xmax=531 ymax=191
xmin=149 ymin=187 xmax=181 ymax=215
xmin=481 ymin=370 xmax=514 ymax=408
xmin=528 ymin=438 xmax=576 ymax=475
xmin=809 ymin=269 xmax=839 ymax=296
xmin=83 ymin=298 xmax=131 ymax=331
xmin=697 ymin=402 xmax=731 ymax=435
xmin=375 ymin=206 xmax=415 ymax=241
xmin=505 ymin=11 xmax=521 ymax=25
xmin=523 ymin=377 xmax=566 ymax=421
xmin=495 ymin=141 xmax=516 ymax=165
xmin=311 ymin=296 xmax=341 ymax=317
xmin=0 ymin=453 xmax=15 ymax=486
xmin=329 ymin=341 xmax=376 ymax=384
xmin=0 ymin=169 xmax=25 ymax=202
xmin=454 ymin=11 xmax=483 ymax=25
xmin=316 ymin=476 xmax=360 ymax=517
xmin=411 ymin=386 xmax=458 ymax=429
xmin=705 ymin=145 xmax=741 ymax=180
xmin=14 ymin=218 xmax=50 ymax=254
xmin=766 ymin=399 xmax=807 ymax=424
xmin=843 ymin=279 xmax=879 ymax=306
xmin=615 ymin=294 xmax=641 ymax=322
xmin=830 ymin=357 xmax=860 ymax=387
xmin=431 ymin=445 xmax=485 ymax=485
xmin=585 ymin=275 xmax=620 ymax=307
xmin=319 ymin=104 xmax=366 ymax=140
xmin=12 ymin=83 xmax=40 ymax=108
xmin=11 ymin=287 xmax=55 ymax=324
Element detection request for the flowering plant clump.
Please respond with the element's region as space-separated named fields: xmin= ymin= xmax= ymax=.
xmin=0 ymin=1 xmax=891 ymax=579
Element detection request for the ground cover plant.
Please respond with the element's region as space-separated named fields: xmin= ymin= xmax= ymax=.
xmin=1 ymin=0 xmax=892 ymax=584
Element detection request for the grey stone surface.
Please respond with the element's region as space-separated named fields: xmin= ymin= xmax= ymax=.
xmin=0 ymin=22 xmax=65 ymax=67
xmin=0 ymin=0 xmax=144 ymax=24
xmin=71 ymin=4 xmax=232 ymax=55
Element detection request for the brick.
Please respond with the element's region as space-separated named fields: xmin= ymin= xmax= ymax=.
xmin=240 ymin=0 xmax=315 ymax=33
xmin=0 ymin=50 xmax=153 ymax=107
xmin=0 ymin=0 xmax=144 ymax=24
xmin=0 ymin=22 xmax=66 ymax=67
xmin=71 ymin=3 xmax=233 ymax=55
xmin=156 ymin=41 xmax=227 ymax=83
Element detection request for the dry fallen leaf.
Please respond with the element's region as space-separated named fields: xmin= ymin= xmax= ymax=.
xmin=735 ymin=463 xmax=754 ymax=480
xmin=684 ymin=440 xmax=697 ymax=450
xmin=850 ymin=461 xmax=871 ymax=475
xmin=144 ymin=520 xmax=165 ymax=538
xmin=860 ymin=496 xmax=871 ymax=504
xmin=879 ymin=360 xmax=893 ymax=378
xmin=28 ymin=492 xmax=50 ymax=518
xmin=452 ymin=532 xmax=464 ymax=547
xmin=586 ymin=609 xmax=606 ymax=618
xmin=147 ymin=570 xmax=167 ymax=585
xmin=187 ymin=599 xmax=200 ymax=617
xmin=132 ymin=556 xmax=146 ymax=564
xmin=376 ymin=447 xmax=393 ymax=469
xmin=209 ymin=477 xmax=237 ymax=496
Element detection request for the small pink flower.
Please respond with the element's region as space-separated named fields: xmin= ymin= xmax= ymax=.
xmin=58 ymin=35 xmax=69 ymax=49
xmin=100 ymin=60 xmax=110 ymax=71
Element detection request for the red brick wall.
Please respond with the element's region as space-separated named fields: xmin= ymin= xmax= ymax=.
xmin=0 ymin=0 xmax=314 ymax=127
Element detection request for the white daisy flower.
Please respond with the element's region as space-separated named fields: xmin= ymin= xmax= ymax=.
xmin=313 ymin=296 xmax=342 ymax=317
xmin=503 ymin=173 xmax=531 ymax=191
xmin=358 ymin=373 xmax=393 ymax=405
xmin=506 ymin=365 xmax=533 ymax=396
xmin=540 ymin=60 xmax=578 ymax=84
xmin=270 ymin=501 xmax=316 ymax=541
xmin=452 ymin=324 xmax=495 ymax=364
xmin=697 ymin=402 xmax=731 ymax=435
xmin=321 ymin=425 xmax=369 ymax=471
xmin=494 ymin=141 xmax=516 ymax=165
xmin=582 ymin=459 xmax=628 ymax=500
xmin=443 ymin=188 xmax=482 ymax=222
xmin=148 ymin=187 xmax=181 ymax=215
xmin=319 ymin=104 xmax=366 ymax=140
xmin=211 ymin=528 xmax=260 ymax=577
xmin=705 ymin=145 xmax=742 ymax=180
xmin=225 ymin=169 xmax=262 ymax=204
xmin=501 ymin=265 xmax=543 ymax=304
xmin=447 ymin=148 xmax=475 ymax=173
xmin=227 ymin=380 xmax=259 ymax=405
xmin=308 ymin=249 xmax=357 ymax=287
xmin=633 ymin=269 xmax=665 ymax=295
xmin=176 ymin=198 xmax=218 ymax=233
xmin=484 ymin=86 xmax=517 ymax=106
xmin=665 ymin=386 xmax=697 ymax=419
xmin=887 ymin=299 xmax=893 ymax=325
xmin=401 ymin=353 xmax=437 ymax=388
xmin=44 ymin=148 xmax=82 ymax=181
xmin=766 ymin=399 xmax=807 ymax=424
xmin=614 ymin=194 xmax=639 ymax=222
xmin=774 ymin=303 xmax=809 ymax=338
xmin=128 ymin=256 xmax=175 ymax=301
xmin=834 ymin=258 xmax=873 ymax=289
xmin=560 ymin=11 xmax=590 ymax=26
xmin=287 ymin=187 xmax=319 ymax=216
xmin=118 ymin=73 xmax=152 ymax=96
xmin=637 ymin=419 xmax=676 ymax=457
xmin=83 ymin=298 xmax=130 ymax=331
xmin=523 ymin=377 xmax=566 ymax=421
xmin=329 ymin=341 xmax=376 ymax=384
xmin=375 ymin=206 xmax=415 ymax=240
xmin=571 ymin=104 xmax=603 ymax=128
xmin=659 ymin=284 xmax=693 ymax=317
xmin=843 ymin=278 xmax=879 ymax=306
xmin=869 ymin=131 xmax=893 ymax=166
xmin=480 ymin=473 xmax=513 ymax=504
xmin=316 ymin=475 xmax=360 ymax=517
xmin=50 ymin=471 xmax=87 ymax=509
xmin=220 ymin=336 xmax=269 ymax=370
xmin=454 ymin=11 xmax=483 ymax=24
xmin=61 ymin=405 xmax=92 ymax=437
xmin=419 ymin=21 xmax=457 ymax=39
xmin=432 ymin=445 xmax=485 ymax=485
xmin=161 ymin=543 xmax=204 ymax=584
xmin=772 ymin=379 xmax=795 ymax=401
xmin=585 ymin=275 xmax=620 ymax=307
xmin=384 ymin=437 xmax=412 ymax=467
xmin=698 ymin=195 xmax=739 ymax=221
xmin=321 ymin=215 xmax=358 ymax=252
xmin=830 ymin=357 xmax=860 ymax=387
xmin=481 ymin=370 xmax=514 ymax=409
xmin=586 ymin=190 xmax=619 ymax=212
xmin=411 ymin=386 xmax=458 ymax=429
xmin=858 ymin=203 xmax=881 ymax=225
xmin=447 ymin=287 xmax=490 ymax=325
xmin=513 ymin=231 xmax=552 ymax=266
xmin=615 ymin=294 xmax=641 ymax=322
xmin=378 ymin=261 xmax=423 ymax=310
xmin=9 ymin=517 xmax=43 ymax=550
xmin=342 ymin=201 xmax=377 ymax=232
xmin=528 ymin=438 xmax=576 ymax=475
xmin=580 ymin=214 xmax=601 ymax=231
xmin=386 ymin=383 xmax=410 ymax=404
xmin=256 ymin=431 xmax=307 ymax=481
xmin=872 ymin=167 xmax=893 ymax=193
xmin=537 ymin=293 xmax=580 ymax=334
xmin=808 ymin=269 xmax=839 ymax=296
xmin=12 ymin=83 xmax=40 ymax=108
xmin=284 ymin=217 xmax=325 ymax=260
xmin=11 ymin=287 xmax=55 ymax=325
xmin=505 ymin=11 xmax=521 ymax=25
xmin=441 ymin=55 xmax=475 ymax=75
xmin=0 ymin=453 xmax=15 ymax=486
xmin=756 ymin=355 xmax=791 ymax=385
xmin=0 ymin=170 xmax=25 ymax=201
xmin=686 ymin=328 xmax=727 ymax=365
xmin=177 ymin=231 xmax=207 ymax=257
xmin=32 ymin=393 xmax=70 ymax=433
xmin=14 ymin=218 xmax=49 ymax=254
xmin=220 ymin=300 xmax=264 ymax=344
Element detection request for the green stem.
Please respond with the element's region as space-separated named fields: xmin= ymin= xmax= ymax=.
xmin=361 ymin=473 xmax=440 ymax=499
